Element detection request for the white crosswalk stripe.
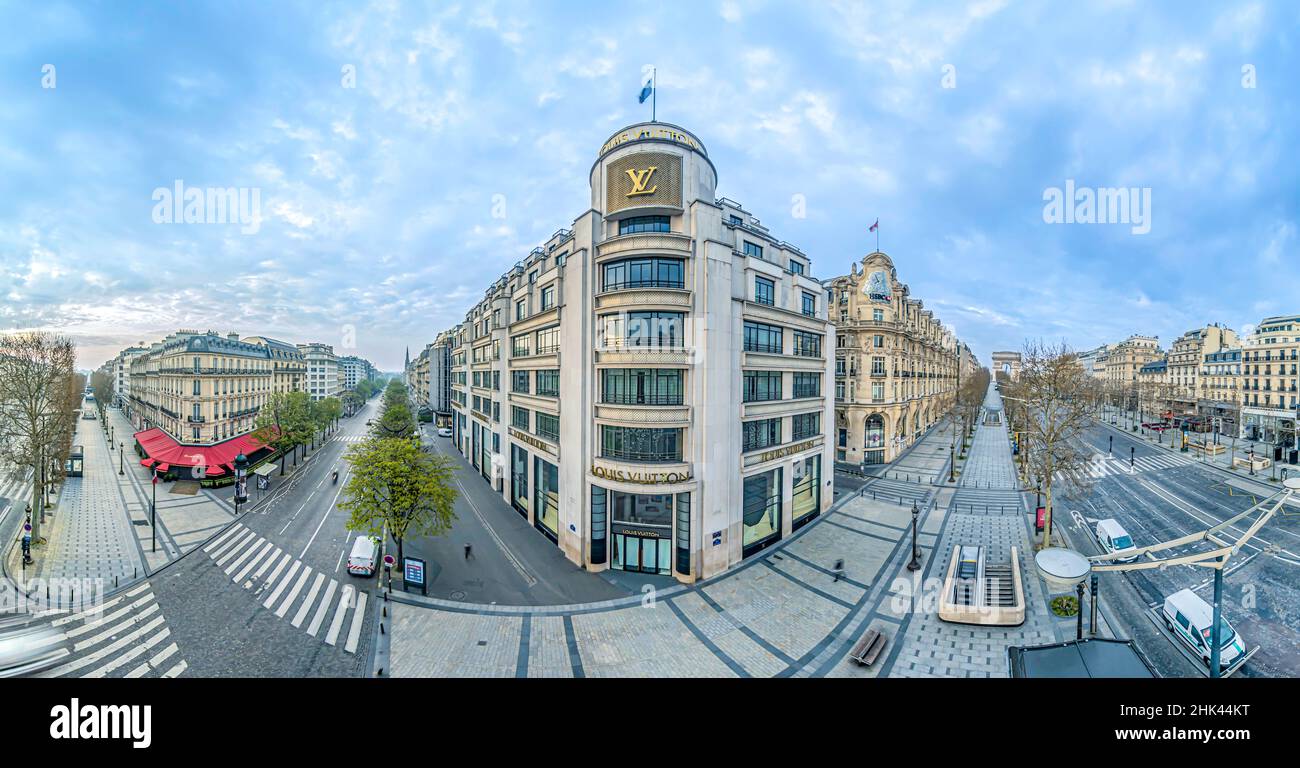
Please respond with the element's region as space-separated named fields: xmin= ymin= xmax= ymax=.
xmin=1058 ymin=451 xmax=1197 ymax=484
xmin=203 ymin=522 xmax=370 ymax=654
xmin=14 ymin=583 xmax=186 ymax=678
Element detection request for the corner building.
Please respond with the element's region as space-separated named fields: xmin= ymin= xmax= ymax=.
xmin=448 ymin=123 xmax=835 ymax=583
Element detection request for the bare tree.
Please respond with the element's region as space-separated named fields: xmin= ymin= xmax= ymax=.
xmin=1003 ymin=341 xmax=1101 ymax=548
xmin=0 ymin=332 xmax=78 ymax=543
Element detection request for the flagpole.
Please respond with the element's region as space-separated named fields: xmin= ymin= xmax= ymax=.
xmin=652 ymin=67 xmax=657 ymax=123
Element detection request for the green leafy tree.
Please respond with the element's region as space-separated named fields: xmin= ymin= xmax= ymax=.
xmin=339 ymin=437 xmax=457 ymax=565
xmin=375 ymin=401 xmax=415 ymax=439
xmin=320 ymin=396 xmax=343 ymax=432
xmin=252 ymin=391 xmax=312 ymax=475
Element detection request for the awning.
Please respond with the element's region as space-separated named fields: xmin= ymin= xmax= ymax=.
xmin=155 ymin=462 xmax=170 ymax=472
xmin=253 ymin=463 xmax=277 ymax=478
xmin=140 ymin=458 xmax=156 ymax=468
xmin=204 ymin=464 xmax=227 ymax=476
xmin=133 ymin=427 xmax=275 ymax=471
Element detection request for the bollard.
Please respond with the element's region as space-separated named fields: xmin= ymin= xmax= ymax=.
xmin=380 ymin=623 xmax=385 ymax=635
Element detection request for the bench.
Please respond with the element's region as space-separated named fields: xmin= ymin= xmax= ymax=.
xmin=848 ymin=628 xmax=888 ymax=667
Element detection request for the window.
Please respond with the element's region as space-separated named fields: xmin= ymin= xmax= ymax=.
xmin=743 ymin=241 xmax=763 ymax=259
xmin=742 ymin=418 xmax=782 ymax=452
xmin=872 ymin=381 xmax=884 ymax=401
xmin=743 ymin=371 xmax=783 ymax=402
xmin=528 ymin=270 xmax=537 ymax=284
xmin=801 ymin=291 xmax=816 ymax=317
xmin=742 ymin=469 xmax=782 ymax=551
xmin=675 ymin=493 xmax=690 ymax=575
xmin=512 ymin=371 xmax=530 ymax=393
xmin=511 ymin=406 xmax=529 ymax=430
xmin=618 ymin=215 xmax=670 ymax=235
xmin=511 ymin=445 xmax=529 ymax=515
xmin=871 ymin=357 xmax=886 ymax=376
xmin=792 ymin=456 xmax=821 ymax=524
xmin=591 ymin=486 xmax=608 ymax=564
xmin=535 ymin=412 xmax=559 ymax=442
xmin=193 ymin=380 xmax=201 ymax=396
xmin=755 ymin=276 xmax=775 ymax=306
xmin=600 ymin=426 xmax=682 ymax=462
xmin=535 ymin=326 xmax=560 ymax=354
xmin=790 ymin=261 xmax=805 ymax=276
xmin=601 ymin=311 xmax=684 ymax=349
xmin=533 ymin=457 xmax=559 ymax=536
xmin=873 ymin=309 xmax=884 ymax=322
xmin=792 ymin=330 xmax=821 ymax=358
xmin=793 ymin=372 xmax=820 ymax=399
xmin=602 ymin=257 xmax=684 ymax=291
xmin=792 ymin=412 xmax=820 ymax=440
xmin=729 ymin=214 xmax=743 ymax=225
xmin=536 ymin=370 xmax=560 ymax=397
xmin=874 ymin=334 xmax=884 ymax=348
xmin=540 ymin=285 xmax=555 ymax=311
xmin=515 ymin=299 xmax=526 ymax=321
xmin=744 ymin=321 xmax=783 ymax=354
xmin=512 ymin=334 xmax=531 ymax=357
xmin=601 ymin=368 xmax=683 ymax=405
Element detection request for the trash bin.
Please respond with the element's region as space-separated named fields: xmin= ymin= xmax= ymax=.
xmin=1275 ymin=445 xmax=1284 ymax=461
xmin=1289 ymin=449 xmax=1298 ymax=465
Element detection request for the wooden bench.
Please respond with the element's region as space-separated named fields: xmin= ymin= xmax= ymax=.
xmin=848 ymin=628 xmax=888 ymax=667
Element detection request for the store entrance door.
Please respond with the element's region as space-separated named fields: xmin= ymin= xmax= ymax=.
xmin=612 ymin=532 xmax=671 ymax=575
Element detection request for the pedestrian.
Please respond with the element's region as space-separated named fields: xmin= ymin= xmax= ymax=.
xmin=464 ymin=542 xmax=472 ymax=560
xmin=832 ymin=558 xmax=845 ymax=583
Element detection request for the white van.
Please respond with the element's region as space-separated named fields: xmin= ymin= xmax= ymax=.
xmin=1162 ymin=589 xmax=1246 ymax=670
xmin=1095 ymin=518 xmax=1138 ymax=562
xmin=346 ymin=535 xmax=379 ymax=577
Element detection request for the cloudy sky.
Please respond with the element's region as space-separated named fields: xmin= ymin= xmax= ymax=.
xmin=1 ymin=1 xmax=1296 ymax=371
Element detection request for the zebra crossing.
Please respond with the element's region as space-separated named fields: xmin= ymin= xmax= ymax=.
xmin=335 ymin=435 xmax=370 ymax=443
xmin=4 ymin=582 xmax=188 ymax=678
xmin=202 ymin=522 xmax=370 ymax=654
xmin=1059 ymin=451 xmax=1196 ymax=483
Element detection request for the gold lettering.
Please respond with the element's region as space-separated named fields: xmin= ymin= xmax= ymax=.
xmin=625 ymin=167 xmax=658 ymax=197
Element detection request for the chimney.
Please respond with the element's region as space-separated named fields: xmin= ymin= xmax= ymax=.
xmin=228 ymin=332 xmax=239 ymax=341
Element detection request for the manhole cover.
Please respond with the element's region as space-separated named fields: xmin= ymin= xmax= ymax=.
xmin=450 ymin=590 xmax=466 ymax=600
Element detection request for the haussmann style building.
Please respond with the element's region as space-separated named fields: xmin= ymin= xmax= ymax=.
xmin=446 ymin=122 xmax=835 ymax=583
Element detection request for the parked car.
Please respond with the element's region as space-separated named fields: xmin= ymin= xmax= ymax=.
xmin=81 ymin=409 xmax=97 ymax=420
xmin=437 ymin=426 xmax=452 ymax=438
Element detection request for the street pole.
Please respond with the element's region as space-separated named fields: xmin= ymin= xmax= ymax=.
xmin=906 ymin=501 xmax=921 ymax=571
xmin=119 ymin=443 xmax=124 ymax=475
xmin=1075 ymin=581 xmax=1085 ymax=641
xmin=1209 ymin=559 xmax=1224 ymax=679
xmin=1089 ymin=573 xmax=1098 ymax=636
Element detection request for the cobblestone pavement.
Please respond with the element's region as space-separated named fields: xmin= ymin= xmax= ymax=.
xmin=34 ymin=418 xmax=143 ymax=586
xmin=389 ymin=492 xmax=933 ymax=678
xmin=879 ymin=382 xmax=1062 ymax=678
xmin=107 ymin=406 xmax=235 ymax=573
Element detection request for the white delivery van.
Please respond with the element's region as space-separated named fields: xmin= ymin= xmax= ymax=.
xmin=1095 ymin=518 xmax=1138 ymax=562
xmin=1162 ymin=589 xmax=1246 ymax=669
xmin=346 ymin=535 xmax=379 ymax=577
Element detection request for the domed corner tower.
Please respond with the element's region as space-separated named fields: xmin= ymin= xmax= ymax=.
xmin=590 ymin=122 xmax=716 ymax=224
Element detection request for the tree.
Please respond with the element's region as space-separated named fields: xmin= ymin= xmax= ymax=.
xmin=342 ymin=390 xmax=363 ymax=417
xmin=339 ymin=437 xmax=457 ymax=566
xmin=320 ymin=396 xmax=343 ymax=432
xmin=1003 ymin=341 xmax=1102 ymax=548
xmin=251 ymin=391 xmax=311 ymax=475
xmin=376 ymin=401 xmax=415 ymax=440
xmin=0 ymin=332 xmax=77 ymax=542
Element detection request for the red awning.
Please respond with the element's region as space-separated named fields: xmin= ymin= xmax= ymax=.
xmin=134 ymin=427 xmax=274 ymax=471
xmin=204 ymin=465 xmax=227 ymax=476
xmin=155 ymin=462 xmax=170 ymax=472
xmin=140 ymin=458 xmax=156 ymax=468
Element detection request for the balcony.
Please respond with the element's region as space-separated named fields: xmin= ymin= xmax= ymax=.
xmin=187 ymin=415 xmax=206 ymax=423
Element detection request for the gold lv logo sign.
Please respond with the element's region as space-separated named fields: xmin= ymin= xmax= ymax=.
xmin=625 ymin=167 xmax=658 ymax=196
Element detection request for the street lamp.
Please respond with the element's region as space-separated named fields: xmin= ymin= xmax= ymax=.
xmin=233 ymin=453 xmax=249 ymax=517
xmin=118 ymin=442 xmax=124 ymax=475
xmin=906 ymin=501 xmax=921 ymax=571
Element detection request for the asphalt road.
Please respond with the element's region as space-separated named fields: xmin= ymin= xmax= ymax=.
xmin=1053 ymin=421 xmax=1300 ymax=678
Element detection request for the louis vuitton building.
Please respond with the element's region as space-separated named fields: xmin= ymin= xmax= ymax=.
xmin=447 ymin=122 xmax=835 ymax=583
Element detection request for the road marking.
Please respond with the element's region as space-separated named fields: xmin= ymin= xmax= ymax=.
xmin=203 ymin=523 xmax=243 ymax=553
xmin=262 ymin=560 xmax=301 ymax=609
xmin=40 ymin=615 xmax=165 ymax=678
xmin=344 ymin=591 xmax=368 ymax=654
xmin=162 ymin=660 xmax=187 ymax=678
xmin=249 ymin=546 xmax=283 ymax=583
xmin=448 ymin=465 xmax=537 ymax=587
xmin=292 ymin=572 xmax=325 ymax=627
xmin=307 ymin=579 xmax=337 ymax=637
xmin=325 ymin=584 xmax=354 ymax=646
xmin=225 ymin=536 xmax=268 ymax=576
xmin=207 ymin=525 xmax=250 ymax=561
xmin=300 ymin=470 xmax=349 ymax=559
xmin=232 ymin=540 xmax=275 ymax=583
xmin=84 ymin=626 xmax=170 ymax=678
xmin=255 ymin=552 xmax=292 ymax=595
xmin=274 ymin=565 xmax=313 ymax=618
xmin=215 ymin=529 xmax=256 ymax=567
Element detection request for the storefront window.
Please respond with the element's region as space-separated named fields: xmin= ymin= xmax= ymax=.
xmin=607 ymin=488 xmax=676 ymax=576
xmin=533 ymin=457 xmax=559 ymax=540
xmin=742 ymin=468 xmax=782 ymax=554
xmin=591 ymin=486 xmax=607 ymax=564
xmin=675 ymin=492 xmax=691 ymax=575
xmin=792 ymin=455 xmax=821 ymax=528
xmin=511 ymin=445 xmax=528 ymax=517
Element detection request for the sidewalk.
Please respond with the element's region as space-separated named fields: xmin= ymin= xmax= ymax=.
xmin=1105 ymin=409 xmax=1299 ymax=495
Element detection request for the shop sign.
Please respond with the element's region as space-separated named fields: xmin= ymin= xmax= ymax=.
xmin=591 ymin=463 xmax=691 ymax=485
xmin=510 ymin=427 xmax=556 ymax=456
